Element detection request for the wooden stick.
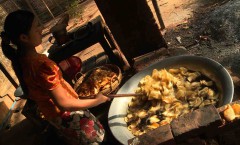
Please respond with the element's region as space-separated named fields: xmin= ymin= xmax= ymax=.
xmin=79 ymin=93 xmax=143 ymax=99
xmin=107 ymin=93 xmax=143 ymax=98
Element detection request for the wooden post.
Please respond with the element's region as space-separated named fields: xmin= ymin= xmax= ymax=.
xmin=94 ymin=0 xmax=167 ymax=66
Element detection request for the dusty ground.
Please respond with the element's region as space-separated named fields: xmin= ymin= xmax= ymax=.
xmin=164 ymin=0 xmax=240 ymax=68
xmin=1 ymin=0 xmax=240 ymax=144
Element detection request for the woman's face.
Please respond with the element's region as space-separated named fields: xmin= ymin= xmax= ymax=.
xmin=25 ymin=18 xmax=43 ymax=47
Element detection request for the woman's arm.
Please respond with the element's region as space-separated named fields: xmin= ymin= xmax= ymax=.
xmin=62 ymin=80 xmax=78 ymax=96
xmin=48 ymin=84 xmax=109 ymax=112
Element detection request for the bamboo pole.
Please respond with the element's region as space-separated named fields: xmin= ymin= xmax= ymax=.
xmin=40 ymin=0 xmax=56 ymax=22
xmin=0 ymin=5 xmax=7 ymax=16
xmin=24 ymin=0 xmax=43 ymax=26
xmin=152 ymin=0 xmax=165 ymax=30
xmin=11 ymin=0 xmax=20 ymax=9
xmin=51 ymin=0 xmax=63 ymax=12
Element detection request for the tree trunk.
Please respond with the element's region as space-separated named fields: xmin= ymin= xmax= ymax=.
xmin=94 ymin=0 xmax=167 ymax=65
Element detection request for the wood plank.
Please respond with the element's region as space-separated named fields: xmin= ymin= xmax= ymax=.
xmin=0 ymin=99 xmax=9 ymax=125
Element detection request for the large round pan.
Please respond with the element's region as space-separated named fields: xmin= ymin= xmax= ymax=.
xmin=108 ymin=55 xmax=234 ymax=145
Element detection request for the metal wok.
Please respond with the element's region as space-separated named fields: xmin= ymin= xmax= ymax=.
xmin=108 ymin=55 xmax=234 ymax=145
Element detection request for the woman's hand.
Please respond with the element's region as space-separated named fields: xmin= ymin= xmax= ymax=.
xmin=50 ymin=85 xmax=111 ymax=111
xmin=95 ymin=92 xmax=111 ymax=104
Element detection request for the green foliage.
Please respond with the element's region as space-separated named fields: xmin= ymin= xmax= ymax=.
xmin=66 ymin=0 xmax=83 ymax=19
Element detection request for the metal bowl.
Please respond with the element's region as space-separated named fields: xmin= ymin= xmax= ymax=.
xmin=108 ymin=55 xmax=234 ymax=145
xmin=74 ymin=64 xmax=122 ymax=97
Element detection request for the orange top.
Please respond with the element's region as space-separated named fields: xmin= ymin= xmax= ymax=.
xmin=21 ymin=54 xmax=78 ymax=119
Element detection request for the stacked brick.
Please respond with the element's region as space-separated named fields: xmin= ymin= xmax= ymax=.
xmin=128 ymin=101 xmax=240 ymax=145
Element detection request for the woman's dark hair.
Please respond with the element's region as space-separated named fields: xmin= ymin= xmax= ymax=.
xmin=1 ymin=10 xmax=34 ymax=97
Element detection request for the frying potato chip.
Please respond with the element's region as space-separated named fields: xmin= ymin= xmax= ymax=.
xmin=223 ymin=105 xmax=236 ymax=122
xmin=126 ymin=67 xmax=219 ymax=136
xmin=231 ymin=104 xmax=240 ymax=117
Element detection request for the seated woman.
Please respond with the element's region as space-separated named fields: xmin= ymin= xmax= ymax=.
xmin=1 ymin=10 xmax=110 ymax=145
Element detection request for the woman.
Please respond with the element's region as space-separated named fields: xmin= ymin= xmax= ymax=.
xmin=1 ymin=10 xmax=109 ymax=145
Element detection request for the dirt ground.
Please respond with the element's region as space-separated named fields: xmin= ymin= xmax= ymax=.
xmin=164 ymin=0 xmax=240 ymax=68
xmin=1 ymin=0 xmax=240 ymax=145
